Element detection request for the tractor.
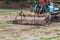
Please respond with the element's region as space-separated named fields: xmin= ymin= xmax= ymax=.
xmin=13 ymin=0 xmax=60 ymax=25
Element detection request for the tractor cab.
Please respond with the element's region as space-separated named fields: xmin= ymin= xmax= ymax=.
xmin=31 ymin=0 xmax=60 ymax=14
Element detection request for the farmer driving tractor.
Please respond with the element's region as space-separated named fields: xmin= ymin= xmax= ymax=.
xmin=32 ymin=0 xmax=46 ymax=13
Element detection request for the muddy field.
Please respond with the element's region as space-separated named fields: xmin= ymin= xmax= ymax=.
xmin=0 ymin=9 xmax=60 ymax=40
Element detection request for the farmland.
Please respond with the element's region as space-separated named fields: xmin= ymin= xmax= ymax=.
xmin=0 ymin=9 xmax=60 ymax=40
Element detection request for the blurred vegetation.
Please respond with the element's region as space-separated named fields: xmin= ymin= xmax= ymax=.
xmin=4 ymin=0 xmax=9 ymax=5
xmin=1 ymin=0 xmax=60 ymax=4
xmin=0 ymin=0 xmax=60 ymax=6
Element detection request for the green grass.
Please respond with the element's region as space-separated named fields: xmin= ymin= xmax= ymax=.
xmin=0 ymin=21 xmax=8 ymax=27
xmin=54 ymin=30 xmax=60 ymax=32
xmin=41 ymin=37 xmax=60 ymax=40
xmin=41 ymin=38 xmax=51 ymax=40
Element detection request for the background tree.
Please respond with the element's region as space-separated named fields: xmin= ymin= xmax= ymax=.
xmin=4 ymin=0 xmax=9 ymax=5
